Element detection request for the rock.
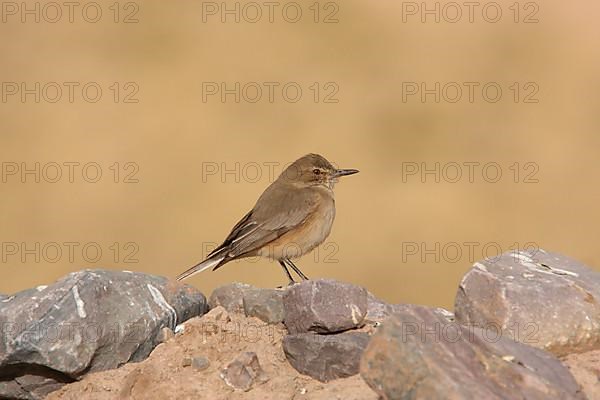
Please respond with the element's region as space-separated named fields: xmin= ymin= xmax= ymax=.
xmin=209 ymin=284 xmax=284 ymax=324
xmin=191 ymin=356 xmax=210 ymax=371
xmin=157 ymin=327 xmax=175 ymax=343
xmin=360 ymin=305 xmax=585 ymax=400
xmin=0 ymin=269 xmax=207 ymax=399
xmin=283 ymin=332 xmax=370 ymax=382
xmin=563 ymin=350 xmax=600 ymax=400
xmin=182 ymin=355 xmax=210 ymax=371
xmin=202 ymin=305 xmax=231 ymax=323
xmin=208 ymin=283 xmax=253 ymax=313
xmin=220 ymin=352 xmax=267 ymax=391
xmin=0 ymin=368 xmax=70 ymax=400
xmin=242 ymin=288 xmax=284 ymax=324
xmin=283 ymin=279 xmax=368 ymax=333
xmin=364 ymin=292 xmax=451 ymax=325
xmin=364 ymin=292 xmax=390 ymax=324
xmin=455 ymin=249 xmax=600 ymax=356
xmin=45 ymin=305 xmax=378 ymax=400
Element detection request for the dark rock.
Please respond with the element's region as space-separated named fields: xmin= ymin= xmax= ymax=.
xmin=242 ymin=288 xmax=284 ymax=324
xmin=0 ymin=269 xmax=207 ymax=399
xmin=455 ymin=249 xmax=600 ymax=356
xmin=0 ymin=380 xmax=30 ymax=400
xmin=208 ymin=283 xmax=253 ymax=313
xmin=191 ymin=356 xmax=210 ymax=371
xmin=360 ymin=305 xmax=585 ymax=400
xmin=283 ymin=332 xmax=370 ymax=382
xmin=0 ymin=366 xmax=71 ymax=400
xmin=220 ymin=352 xmax=267 ymax=391
xmin=283 ymin=279 xmax=368 ymax=333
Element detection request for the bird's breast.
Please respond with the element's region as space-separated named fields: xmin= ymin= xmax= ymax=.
xmin=259 ymin=197 xmax=336 ymax=260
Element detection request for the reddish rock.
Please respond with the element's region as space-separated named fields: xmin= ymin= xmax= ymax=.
xmin=455 ymin=249 xmax=600 ymax=356
xmin=283 ymin=279 xmax=368 ymax=334
xmin=360 ymin=305 xmax=586 ymax=400
xmin=283 ymin=331 xmax=370 ymax=382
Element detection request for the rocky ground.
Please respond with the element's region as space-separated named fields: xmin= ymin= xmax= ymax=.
xmin=46 ymin=307 xmax=376 ymax=400
xmin=1 ymin=249 xmax=600 ymax=399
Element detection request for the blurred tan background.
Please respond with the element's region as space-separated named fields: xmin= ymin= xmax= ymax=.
xmin=1 ymin=1 xmax=599 ymax=309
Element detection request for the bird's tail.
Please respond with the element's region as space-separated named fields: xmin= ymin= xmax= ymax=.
xmin=176 ymin=254 xmax=225 ymax=281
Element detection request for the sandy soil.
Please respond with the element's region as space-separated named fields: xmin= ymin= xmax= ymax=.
xmin=562 ymin=350 xmax=600 ymax=400
xmin=47 ymin=307 xmax=378 ymax=400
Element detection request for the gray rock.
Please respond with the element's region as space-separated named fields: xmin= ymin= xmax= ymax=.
xmin=191 ymin=356 xmax=210 ymax=371
xmin=360 ymin=305 xmax=586 ymax=400
xmin=208 ymin=283 xmax=285 ymax=324
xmin=208 ymin=283 xmax=253 ymax=313
xmin=364 ymin=292 xmax=389 ymax=324
xmin=364 ymin=292 xmax=449 ymax=325
xmin=242 ymin=288 xmax=284 ymax=324
xmin=182 ymin=355 xmax=210 ymax=371
xmin=220 ymin=352 xmax=267 ymax=391
xmin=283 ymin=331 xmax=370 ymax=382
xmin=283 ymin=279 xmax=368 ymax=334
xmin=0 ymin=269 xmax=207 ymax=399
xmin=455 ymin=249 xmax=600 ymax=356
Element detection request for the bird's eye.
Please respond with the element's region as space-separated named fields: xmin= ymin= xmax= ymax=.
xmin=312 ymin=168 xmax=321 ymax=175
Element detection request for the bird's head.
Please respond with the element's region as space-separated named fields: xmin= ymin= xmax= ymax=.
xmin=279 ymin=153 xmax=359 ymax=189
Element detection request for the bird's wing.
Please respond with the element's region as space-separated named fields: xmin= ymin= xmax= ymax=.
xmin=215 ymin=184 xmax=319 ymax=261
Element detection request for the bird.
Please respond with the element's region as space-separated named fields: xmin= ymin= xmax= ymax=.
xmin=176 ymin=153 xmax=359 ymax=284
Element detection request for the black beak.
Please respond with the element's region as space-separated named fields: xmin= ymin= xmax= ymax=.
xmin=332 ymin=169 xmax=359 ymax=178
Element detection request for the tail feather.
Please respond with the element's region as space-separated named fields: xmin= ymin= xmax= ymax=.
xmin=176 ymin=255 xmax=225 ymax=281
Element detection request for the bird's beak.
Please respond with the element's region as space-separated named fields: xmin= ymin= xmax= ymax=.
xmin=332 ymin=168 xmax=359 ymax=178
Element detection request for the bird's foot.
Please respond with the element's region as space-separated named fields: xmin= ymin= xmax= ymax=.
xmin=276 ymin=280 xmax=298 ymax=289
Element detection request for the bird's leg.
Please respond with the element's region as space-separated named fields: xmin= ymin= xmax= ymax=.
xmin=278 ymin=260 xmax=296 ymax=285
xmin=284 ymin=259 xmax=309 ymax=281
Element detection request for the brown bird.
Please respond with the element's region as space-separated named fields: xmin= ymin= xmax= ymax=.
xmin=176 ymin=154 xmax=358 ymax=284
